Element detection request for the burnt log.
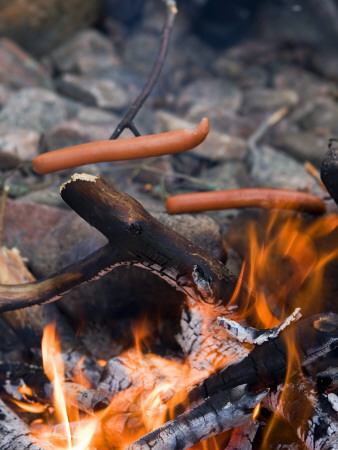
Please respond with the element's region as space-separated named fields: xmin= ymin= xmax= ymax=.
xmin=127 ymin=387 xmax=267 ymax=450
xmin=0 ymin=398 xmax=43 ymax=449
xmin=321 ymin=139 xmax=338 ymax=207
xmin=226 ymin=419 xmax=259 ymax=450
xmin=263 ymin=379 xmax=338 ymax=450
xmin=0 ymin=174 xmax=253 ymax=316
xmin=177 ymin=313 xmax=338 ymax=410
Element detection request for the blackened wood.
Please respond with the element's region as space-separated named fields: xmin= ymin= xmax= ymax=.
xmin=127 ymin=387 xmax=267 ymax=450
xmin=0 ymin=174 xmax=253 ymax=314
xmin=180 ymin=313 xmax=338 ymax=410
xmin=0 ymin=398 xmax=43 ymax=449
xmin=60 ymin=174 xmax=253 ymax=314
xmin=321 ymin=139 xmax=338 ymax=206
xmin=263 ymin=379 xmax=338 ymax=450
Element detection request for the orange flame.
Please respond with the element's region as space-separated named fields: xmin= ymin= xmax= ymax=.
xmin=12 ymin=211 xmax=338 ymax=449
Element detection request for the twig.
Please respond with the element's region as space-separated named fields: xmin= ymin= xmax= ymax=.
xmin=0 ymin=185 xmax=9 ymax=247
xmin=246 ymin=107 xmax=288 ymax=172
xmin=109 ymin=1 xmax=177 ymax=139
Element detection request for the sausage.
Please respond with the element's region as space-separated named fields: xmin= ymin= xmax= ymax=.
xmin=166 ymin=188 xmax=326 ymax=215
xmin=33 ymin=118 xmax=210 ymax=174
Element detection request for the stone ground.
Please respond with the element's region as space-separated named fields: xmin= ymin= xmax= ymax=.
xmin=0 ymin=2 xmax=338 ymax=448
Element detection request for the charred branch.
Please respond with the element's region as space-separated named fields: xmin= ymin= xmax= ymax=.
xmin=0 ymin=174 xmax=253 ymax=315
xmin=178 ymin=313 xmax=338 ymax=411
xmin=263 ymin=379 xmax=338 ymax=450
xmin=127 ymin=387 xmax=267 ymax=450
xmin=226 ymin=419 xmax=259 ymax=450
xmin=321 ymin=139 xmax=338 ymax=207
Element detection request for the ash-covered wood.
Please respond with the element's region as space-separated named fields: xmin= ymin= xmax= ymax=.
xmin=226 ymin=419 xmax=259 ymax=450
xmin=263 ymin=379 xmax=338 ymax=450
xmin=98 ymin=357 xmax=131 ymax=398
xmin=321 ymin=139 xmax=338 ymax=207
xmin=127 ymin=387 xmax=267 ymax=450
xmin=0 ymin=174 xmax=254 ymax=316
xmin=179 ymin=313 xmax=338 ymax=410
xmin=217 ymin=307 xmax=301 ymax=345
xmin=0 ymin=398 xmax=43 ymax=449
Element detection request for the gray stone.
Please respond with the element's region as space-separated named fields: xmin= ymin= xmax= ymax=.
xmin=45 ymin=107 xmax=120 ymax=150
xmin=0 ymin=38 xmax=53 ymax=89
xmin=241 ymin=88 xmax=299 ymax=113
xmin=0 ymin=128 xmax=41 ymax=169
xmin=296 ymin=97 xmax=338 ymax=135
xmin=0 ymin=0 xmax=100 ymax=56
xmin=204 ymin=161 xmax=248 ymax=191
xmin=311 ymin=49 xmax=338 ymax=82
xmin=56 ymin=74 xmax=129 ymax=110
xmin=0 ymin=88 xmax=68 ymax=134
xmin=155 ymin=111 xmax=247 ymax=162
xmin=50 ymin=29 xmax=119 ymax=74
xmin=270 ymin=132 xmax=329 ymax=166
xmin=251 ymin=144 xmax=324 ymax=195
xmin=178 ymin=78 xmax=242 ymax=116
xmin=272 ymin=65 xmax=334 ymax=100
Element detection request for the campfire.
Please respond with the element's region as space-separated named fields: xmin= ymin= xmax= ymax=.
xmin=0 ymin=163 xmax=337 ymax=448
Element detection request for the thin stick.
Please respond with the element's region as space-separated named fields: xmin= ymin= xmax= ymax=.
xmin=109 ymin=2 xmax=177 ymax=139
xmin=0 ymin=185 xmax=9 ymax=247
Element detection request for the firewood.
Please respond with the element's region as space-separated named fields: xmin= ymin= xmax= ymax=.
xmin=0 ymin=245 xmax=102 ymax=387
xmin=0 ymin=398 xmax=43 ymax=449
xmin=127 ymin=386 xmax=268 ymax=450
xmin=0 ymin=174 xmax=253 ymax=316
xmin=321 ymin=138 xmax=338 ymax=207
xmin=178 ymin=313 xmax=338 ymax=411
xmin=226 ymin=419 xmax=259 ymax=450
xmin=263 ymin=378 xmax=338 ymax=450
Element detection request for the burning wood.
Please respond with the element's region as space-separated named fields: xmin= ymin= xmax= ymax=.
xmin=127 ymin=387 xmax=268 ymax=450
xmin=0 ymin=398 xmax=44 ymax=450
xmin=263 ymin=377 xmax=338 ymax=449
xmin=0 ymin=172 xmax=336 ymax=448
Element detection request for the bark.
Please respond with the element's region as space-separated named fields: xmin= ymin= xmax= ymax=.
xmin=127 ymin=387 xmax=267 ymax=450
xmin=0 ymin=398 xmax=43 ymax=449
xmin=0 ymin=174 xmax=254 ymax=316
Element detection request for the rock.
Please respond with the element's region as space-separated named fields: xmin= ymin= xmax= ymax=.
xmin=204 ymin=161 xmax=248 ymax=191
xmin=272 ymin=65 xmax=334 ymax=100
xmin=270 ymin=131 xmax=329 ymax=166
xmin=250 ymin=144 xmax=322 ymax=195
xmin=56 ymin=74 xmax=129 ymax=110
xmin=0 ymin=128 xmax=41 ymax=169
xmin=50 ymin=29 xmax=119 ymax=74
xmin=296 ymin=97 xmax=338 ymax=135
xmin=3 ymin=199 xmax=67 ymax=260
xmin=155 ymin=111 xmax=247 ymax=162
xmin=0 ymin=0 xmax=100 ymax=56
xmin=0 ymin=39 xmax=52 ymax=89
xmin=310 ymin=49 xmax=338 ymax=82
xmin=0 ymin=88 xmax=68 ymax=134
xmin=178 ymin=78 xmax=242 ymax=116
xmin=45 ymin=107 xmax=120 ymax=150
xmin=154 ymin=212 xmax=224 ymax=261
xmin=241 ymin=88 xmax=299 ymax=113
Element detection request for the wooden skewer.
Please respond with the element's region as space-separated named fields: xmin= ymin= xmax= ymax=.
xmin=166 ymin=188 xmax=326 ymax=215
xmin=33 ymin=118 xmax=210 ymax=174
